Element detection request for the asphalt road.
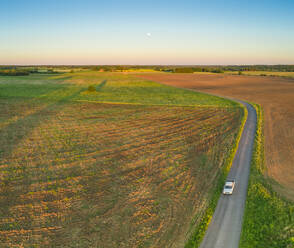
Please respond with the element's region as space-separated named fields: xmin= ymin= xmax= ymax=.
xmin=199 ymin=100 xmax=257 ymax=248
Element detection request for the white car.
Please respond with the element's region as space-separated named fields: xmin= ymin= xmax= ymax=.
xmin=223 ymin=179 xmax=235 ymax=195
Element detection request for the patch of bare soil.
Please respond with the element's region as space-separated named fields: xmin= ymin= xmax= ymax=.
xmin=0 ymin=99 xmax=241 ymax=247
xmin=138 ymin=73 xmax=294 ymax=201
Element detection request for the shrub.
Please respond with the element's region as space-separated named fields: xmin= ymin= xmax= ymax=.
xmin=174 ymin=67 xmax=195 ymax=73
xmin=238 ymin=71 xmax=243 ymax=75
xmin=88 ymin=85 xmax=96 ymax=92
xmin=211 ymin=69 xmax=224 ymax=73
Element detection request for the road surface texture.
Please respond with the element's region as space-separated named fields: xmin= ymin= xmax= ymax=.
xmin=199 ymin=100 xmax=256 ymax=248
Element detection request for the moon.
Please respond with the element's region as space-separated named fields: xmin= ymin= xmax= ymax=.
xmin=146 ymin=32 xmax=151 ymax=37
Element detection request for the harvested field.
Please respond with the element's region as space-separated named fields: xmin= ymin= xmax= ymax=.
xmin=0 ymin=73 xmax=243 ymax=247
xmin=138 ymin=73 xmax=294 ymax=200
xmin=225 ymin=70 xmax=294 ymax=78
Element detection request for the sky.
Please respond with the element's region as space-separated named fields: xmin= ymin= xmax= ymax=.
xmin=1 ymin=0 xmax=294 ymax=65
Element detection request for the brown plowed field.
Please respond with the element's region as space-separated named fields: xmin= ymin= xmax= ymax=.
xmin=0 ymin=98 xmax=242 ymax=247
xmin=138 ymin=73 xmax=294 ymax=201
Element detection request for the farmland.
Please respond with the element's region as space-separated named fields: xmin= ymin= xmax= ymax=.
xmin=138 ymin=72 xmax=294 ymax=246
xmin=139 ymin=72 xmax=294 ymax=200
xmin=225 ymin=70 xmax=294 ymax=78
xmin=0 ymin=72 xmax=243 ymax=247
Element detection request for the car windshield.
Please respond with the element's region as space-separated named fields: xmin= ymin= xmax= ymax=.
xmin=225 ymin=185 xmax=232 ymax=189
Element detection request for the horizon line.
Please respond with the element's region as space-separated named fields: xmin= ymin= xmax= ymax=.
xmin=1 ymin=64 xmax=294 ymax=67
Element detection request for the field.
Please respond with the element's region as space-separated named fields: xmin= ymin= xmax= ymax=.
xmin=240 ymin=104 xmax=293 ymax=248
xmin=138 ymin=72 xmax=294 ymax=246
xmin=139 ymin=73 xmax=294 ymax=201
xmin=0 ymin=72 xmax=243 ymax=247
xmin=225 ymin=70 xmax=294 ymax=78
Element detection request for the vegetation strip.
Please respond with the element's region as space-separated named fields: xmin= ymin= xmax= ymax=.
xmin=185 ymin=102 xmax=248 ymax=248
xmin=239 ymin=104 xmax=294 ymax=248
xmin=75 ymin=99 xmax=233 ymax=108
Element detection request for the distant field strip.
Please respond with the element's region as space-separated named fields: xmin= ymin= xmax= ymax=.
xmin=0 ymin=72 xmax=243 ymax=247
xmin=225 ymin=70 xmax=294 ymax=78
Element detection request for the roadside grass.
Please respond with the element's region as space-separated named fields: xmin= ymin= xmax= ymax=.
xmin=240 ymin=104 xmax=294 ymax=248
xmin=0 ymin=72 xmax=244 ymax=247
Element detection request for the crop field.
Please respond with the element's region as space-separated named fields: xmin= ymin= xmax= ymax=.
xmin=225 ymin=70 xmax=294 ymax=78
xmin=139 ymin=73 xmax=294 ymax=201
xmin=0 ymin=72 xmax=243 ymax=247
xmin=138 ymin=72 xmax=294 ymax=246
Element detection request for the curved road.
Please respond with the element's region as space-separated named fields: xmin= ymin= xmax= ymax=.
xmin=200 ymin=100 xmax=257 ymax=248
xmin=135 ymin=75 xmax=257 ymax=247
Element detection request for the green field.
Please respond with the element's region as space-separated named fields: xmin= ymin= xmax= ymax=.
xmin=0 ymin=72 xmax=240 ymax=107
xmin=0 ymin=72 xmax=244 ymax=247
xmin=240 ymin=104 xmax=294 ymax=248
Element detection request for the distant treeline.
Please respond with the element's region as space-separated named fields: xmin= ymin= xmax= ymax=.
xmin=0 ymin=67 xmax=60 ymax=76
xmin=89 ymin=65 xmax=294 ymax=73
xmin=29 ymin=68 xmax=59 ymax=74
xmin=1 ymin=65 xmax=294 ymax=75
xmin=90 ymin=65 xmax=225 ymax=73
xmin=0 ymin=69 xmax=30 ymax=76
xmin=220 ymin=65 xmax=294 ymax=72
xmin=173 ymin=67 xmax=224 ymax=73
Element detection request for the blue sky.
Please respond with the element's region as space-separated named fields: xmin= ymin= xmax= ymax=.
xmin=1 ymin=0 xmax=293 ymax=65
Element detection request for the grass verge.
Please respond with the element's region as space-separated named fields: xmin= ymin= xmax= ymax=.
xmin=185 ymin=102 xmax=248 ymax=248
xmin=239 ymin=103 xmax=294 ymax=248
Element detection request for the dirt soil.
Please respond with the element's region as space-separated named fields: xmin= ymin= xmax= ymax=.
xmin=138 ymin=73 xmax=294 ymax=201
xmin=0 ymin=98 xmax=241 ymax=247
